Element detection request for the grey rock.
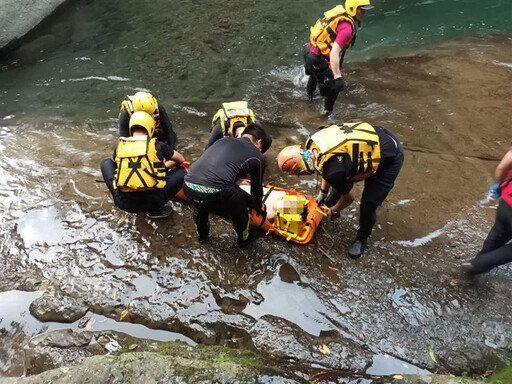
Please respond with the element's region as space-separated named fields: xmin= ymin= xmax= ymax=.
xmin=23 ymin=329 xmax=99 ymax=375
xmin=0 ymin=0 xmax=70 ymax=54
xmin=29 ymin=291 xmax=88 ymax=323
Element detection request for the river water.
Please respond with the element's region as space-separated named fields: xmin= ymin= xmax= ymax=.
xmin=1 ymin=0 xmax=512 ymax=381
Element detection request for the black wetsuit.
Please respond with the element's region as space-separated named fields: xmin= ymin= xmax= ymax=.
xmin=101 ymin=141 xmax=186 ymax=213
xmin=469 ymin=198 xmax=512 ymax=273
xmin=206 ymin=120 xmax=273 ymax=154
xmin=119 ymin=105 xmax=177 ymax=148
xmin=184 ymin=136 xmax=266 ymax=245
xmin=322 ymin=126 xmax=404 ymax=240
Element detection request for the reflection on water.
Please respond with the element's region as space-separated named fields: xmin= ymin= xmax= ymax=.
xmin=17 ymin=207 xmax=65 ymax=247
xmin=366 ymin=354 xmax=430 ymax=376
xmin=0 ymin=289 xmax=195 ymax=373
xmin=0 ymin=290 xmax=196 ymax=342
xmin=243 ymin=273 xmax=336 ymax=337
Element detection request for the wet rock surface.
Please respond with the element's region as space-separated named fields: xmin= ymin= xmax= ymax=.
xmin=0 ymin=331 xmax=301 ymax=384
xmin=29 ymin=291 xmax=88 ymax=323
xmin=1 ymin=35 xmax=512 ymax=381
xmin=23 ymin=329 xmax=96 ymax=375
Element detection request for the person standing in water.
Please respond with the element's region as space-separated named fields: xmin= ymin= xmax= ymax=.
xmin=463 ymin=146 xmax=512 ymax=274
xmin=304 ymin=0 xmax=374 ymax=116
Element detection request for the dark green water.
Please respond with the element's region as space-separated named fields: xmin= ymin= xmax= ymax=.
xmin=0 ymin=0 xmax=510 ymax=120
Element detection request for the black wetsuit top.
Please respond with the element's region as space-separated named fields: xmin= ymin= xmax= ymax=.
xmin=119 ymin=105 xmax=176 ymax=148
xmin=185 ymin=137 xmax=266 ymax=207
xmin=322 ymin=126 xmax=399 ymax=194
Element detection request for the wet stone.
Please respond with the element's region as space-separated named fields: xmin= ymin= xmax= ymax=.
xmin=23 ymin=329 xmax=96 ymax=375
xmin=29 ymin=291 xmax=88 ymax=323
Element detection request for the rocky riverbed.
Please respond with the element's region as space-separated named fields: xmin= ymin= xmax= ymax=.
xmin=1 ymin=34 xmax=511 ymax=382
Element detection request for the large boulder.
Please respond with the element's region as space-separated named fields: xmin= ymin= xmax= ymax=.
xmin=0 ymin=0 xmax=69 ymax=54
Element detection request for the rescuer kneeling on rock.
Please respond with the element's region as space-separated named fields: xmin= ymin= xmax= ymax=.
xmin=278 ymin=122 xmax=404 ymax=258
xmin=119 ymin=91 xmax=177 ymax=148
xmin=101 ymin=111 xmax=186 ymax=219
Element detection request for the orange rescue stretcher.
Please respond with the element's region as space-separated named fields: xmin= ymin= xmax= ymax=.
xmin=175 ymin=164 xmax=327 ymax=245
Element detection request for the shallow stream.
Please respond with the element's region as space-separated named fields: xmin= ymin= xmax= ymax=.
xmin=1 ymin=0 xmax=512 ymax=381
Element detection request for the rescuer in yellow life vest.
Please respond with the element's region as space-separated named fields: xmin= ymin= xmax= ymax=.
xmin=101 ymin=111 xmax=186 ymax=218
xmin=304 ymin=0 xmax=374 ymax=116
xmin=206 ymin=101 xmax=272 ymax=154
xmin=277 ymin=122 xmax=404 ymax=258
xmin=119 ymin=91 xmax=177 ymax=148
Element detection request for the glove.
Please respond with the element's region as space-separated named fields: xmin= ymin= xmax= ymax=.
xmin=315 ymin=189 xmax=328 ymax=204
xmin=489 ymin=183 xmax=501 ymax=199
xmin=334 ymin=77 xmax=345 ymax=93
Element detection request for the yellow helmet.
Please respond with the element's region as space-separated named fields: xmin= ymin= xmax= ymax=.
xmin=129 ymin=111 xmax=156 ymax=137
xmin=124 ymin=92 xmax=159 ymax=116
xmin=345 ymin=0 xmax=374 ymax=17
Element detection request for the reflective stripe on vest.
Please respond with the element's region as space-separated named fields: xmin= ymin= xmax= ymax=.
xmin=114 ymin=136 xmax=166 ymax=192
xmin=306 ymin=122 xmax=381 ymax=181
xmin=309 ymin=5 xmax=356 ymax=58
xmin=211 ymin=101 xmax=256 ymax=137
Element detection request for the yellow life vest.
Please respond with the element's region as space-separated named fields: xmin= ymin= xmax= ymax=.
xmin=114 ymin=136 xmax=167 ymax=192
xmin=306 ymin=122 xmax=381 ymax=181
xmin=211 ymin=101 xmax=256 ymax=137
xmin=309 ymin=5 xmax=356 ymax=58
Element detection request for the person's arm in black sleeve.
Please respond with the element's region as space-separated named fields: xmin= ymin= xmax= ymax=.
xmin=156 ymin=142 xmax=185 ymax=169
xmin=119 ymin=109 xmax=130 ymax=137
xmin=157 ymin=105 xmax=177 ymax=148
xmin=205 ymin=120 xmax=223 ymax=150
xmin=323 ymin=157 xmax=355 ymax=213
xmin=249 ymin=156 xmax=265 ymax=213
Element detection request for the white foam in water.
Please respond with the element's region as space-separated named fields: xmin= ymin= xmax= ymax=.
xmin=396 ymin=199 xmax=415 ymax=206
xmin=174 ymin=105 xmax=207 ymax=117
xmin=107 ymin=76 xmax=130 ymax=81
xmin=394 ymin=228 xmax=445 ymax=247
xmin=295 ymin=122 xmax=311 ymax=137
xmin=68 ymin=76 xmax=108 ymax=82
xmin=491 ymin=60 xmax=512 ymax=68
xmin=67 ymin=76 xmax=131 ymax=82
